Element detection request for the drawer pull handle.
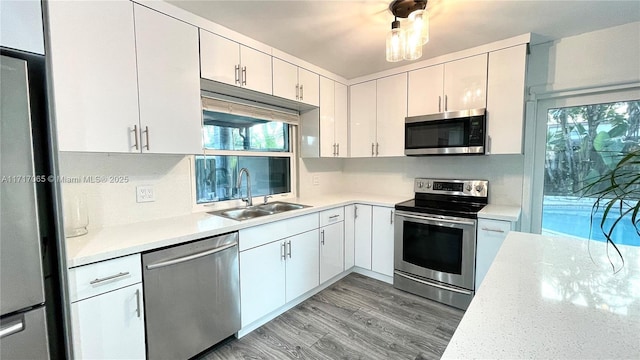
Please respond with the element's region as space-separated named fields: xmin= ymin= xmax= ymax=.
xmin=328 ymin=215 xmax=340 ymax=219
xmin=481 ymin=227 xmax=505 ymax=233
xmin=135 ymin=289 xmax=141 ymax=318
xmin=89 ymin=272 xmax=130 ymax=285
xmin=0 ymin=316 xmax=24 ymax=339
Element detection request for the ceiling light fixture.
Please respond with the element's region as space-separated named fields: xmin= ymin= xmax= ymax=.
xmin=386 ymin=0 xmax=429 ymax=62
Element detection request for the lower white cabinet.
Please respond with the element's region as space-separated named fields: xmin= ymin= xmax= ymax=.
xmin=353 ymin=204 xmax=373 ymax=269
xmin=70 ymin=283 xmax=145 ymax=360
xmin=240 ymin=230 xmax=319 ymax=327
xmin=371 ymin=206 xmax=395 ymax=277
xmin=344 ymin=205 xmax=356 ymax=269
xmin=475 ymin=218 xmax=514 ymax=290
xmin=320 ymin=221 xmax=344 ymax=283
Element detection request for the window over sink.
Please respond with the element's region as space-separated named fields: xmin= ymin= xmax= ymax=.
xmin=194 ymin=96 xmax=297 ymax=205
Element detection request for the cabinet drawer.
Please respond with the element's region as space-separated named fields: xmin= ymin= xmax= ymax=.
xmin=319 ymin=207 xmax=344 ymax=226
xmin=239 ymin=213 xmax=319 ymax=251
xmin=68 ymin=254 xmax=142 ymax=302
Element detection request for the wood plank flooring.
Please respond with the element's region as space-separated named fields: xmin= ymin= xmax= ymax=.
xmin=198 ymin=273 xmax=464 ymax=360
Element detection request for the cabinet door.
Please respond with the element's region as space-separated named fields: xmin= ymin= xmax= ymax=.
xmin=240 ymin=45 xmax=272 ymax=94
xmin=486 ymin=44 xmax=527 ymax=155
xmin=344 ymin=205 xmax=355 ymax=269
xmin=475 ymin=219 xmax=512 ymax=290
xmin=408 ymin=64 xmax=444 ymax=116
xmin=71 ymin=283 xmax=145 ymax=360
xmin=353 ymin=204 xmax=372 ymax=269
xmin=272 ymin=58 xmax=298 ymax=101
xmin=134 ymin=5 xmax=202 ymax=154
xmin=320 ymin=222 xmax=344 ymax=283
xmin=285 ymin=230 xmax=320 ymax=302
xmin=298 ymin=67 xmax=320 ymax=107
xmin=48 ymin=0 xmax=140 ymax=153
xmin=372 ymin=206 xmax=395 ymax=277
xmin=443 ymin=54 xmax=488 ymax=112
xmin=349 ymin=81 xmax=377 ymax=157
xmin=334 ymin=82 xmax=349 ymax=158
xmin=319 ymin=76 xmax=336 ymax=157
xmin=240 ymin=240 xmax=286 ymax=327
xmin=200 ymin=30 xmax=241 ymax=86
xmin=376 ymin=73 xmax=407 ymax=157
xmin=1 ymin=0 xmax=44 ymax=54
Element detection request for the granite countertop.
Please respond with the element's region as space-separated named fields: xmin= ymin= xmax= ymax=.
xmin=442 ymin=231 xmax=640 ymax=359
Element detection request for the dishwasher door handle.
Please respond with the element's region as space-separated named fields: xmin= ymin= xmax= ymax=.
xmin=146 ymin=242 xmax=238 ymax=270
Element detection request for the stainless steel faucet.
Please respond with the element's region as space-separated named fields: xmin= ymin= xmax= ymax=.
xmin=263 ymin=195 xmax=273 ymax=204
xmin=236 ymin=168 xmax=252 ymax=207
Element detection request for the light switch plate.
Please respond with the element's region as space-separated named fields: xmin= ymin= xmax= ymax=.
xmin=136 ymin=185 xmax=155 ymax=203
xmin=312 ymin=175 xmax=320 ymax=186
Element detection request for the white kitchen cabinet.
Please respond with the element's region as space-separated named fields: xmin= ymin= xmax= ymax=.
xmin=353 ymin=204 xmax=373 ymax=269
xmin=286 ymin=230 xmax=320 ymax=300
xmin=272 ymin=58 xmax=320 ymax=106
xmin=371 ymin=206 xmax=395 ymax=277
xmin=48 ymin=0 xmax=140 ymax=153
xmin=376 ymin=74 xmax=407 ymax=157
xmin=486 ymin=44 xmax=528 ymax=154
xmin=408 ymin=64 xmax=444 ymax=116
xmin=133 ymin=4 xmax=202 ymax=154
xmin=200 ymin=30 xmax=272 ymax=94
xmin=344 ymin=205 xmax=356 ymax=269
xmin=320 ymin=222 xmax=345 ymax=283
xmin=319 ymin=78 xmax=349 ymax=157
xmin=475 ymin=218 xmax=514 ymax=290
xmin=239 ymin=240 xmax=286 ymax=327
xmin=349 ymin=81 xmax=377 ymax=158
xmin=71 ymin=283 xmax=145 ymax=360
xmin=1 ymin=0 xmax=44 ymax=54
xmin=443 ymin=54 xmax=488 ymax=112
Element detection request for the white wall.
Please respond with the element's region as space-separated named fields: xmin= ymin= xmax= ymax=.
xmin=59 ymin=153 xmax=193 ymax=229
xmin=341 ymin=155 xmax=525 ymax=206
xmin=297 ymin=158 xmax=345 ymax=198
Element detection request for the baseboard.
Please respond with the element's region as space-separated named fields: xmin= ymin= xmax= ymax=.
xmin=352 ymin=267 xmax=394 ymax=284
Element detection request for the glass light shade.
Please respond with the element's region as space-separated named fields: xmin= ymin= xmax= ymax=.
xmin=386 ymin=26 xmax=406 ymax=62
xmin=404 ymin=28 xmax=423 ymax=61
xmin=408 ymin=9 xmax=429 ymax=45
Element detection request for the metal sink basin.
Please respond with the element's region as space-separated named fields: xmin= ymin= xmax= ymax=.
xmin=255 ymin=201 xmax=309 ymax=212
xmin=208 ymin=201 xmax=310 ymax=221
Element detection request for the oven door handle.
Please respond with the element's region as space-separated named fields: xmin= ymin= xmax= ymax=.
xmin=396 ymin=212 xmax=475 ymax=226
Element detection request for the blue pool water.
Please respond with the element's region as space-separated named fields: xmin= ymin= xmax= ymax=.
xmin=542 ymin=200 xmax=639 ymax=246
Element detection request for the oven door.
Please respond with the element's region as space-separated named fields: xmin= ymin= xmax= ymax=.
xmin=394 ymin=210 xmax=476 ymax=290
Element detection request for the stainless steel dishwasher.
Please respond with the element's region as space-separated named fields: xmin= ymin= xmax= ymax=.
xmin=142 ymin=232 xmax=240 ymax=359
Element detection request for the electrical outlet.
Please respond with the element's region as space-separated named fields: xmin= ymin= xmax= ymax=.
xmin=136 ymin=185 xmax=155 ymax=203
xmin=312 ymin=175 xmax=320 ymax=186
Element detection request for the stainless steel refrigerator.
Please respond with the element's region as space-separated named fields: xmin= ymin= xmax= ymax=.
xmin=0 ymin=53 xmax=51 ymax=358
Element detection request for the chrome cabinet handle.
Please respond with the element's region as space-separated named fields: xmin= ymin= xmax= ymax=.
xmin=300 ymin=84 xmax=304 ymax=100
xmin=135 ymin=289 xmax=141 ymax=318
xmin=132 ymin=125 xmax=139 ymax=150
xmin=376 ymin=142 xmax=379 ymax=156
xmin=146 ymin=242 xmax=237 ymax=270
xmin=438 ymin=96 xmax=442 ymax=112
xmin=444 ymin=94 xmax=448 ymax=111
xmin=287 ymin=240 xmax=292 ymax=258
xmin=242 ymin=66 xmax=247 ymax=85
xmin=281 ymin=242 xmax=286 ymax=260
xmin=371 ymin=143 xmax=374 ymax=156
xmin=296 ymin=84 xmax=300 ymax=100
xmin=89 ymin=271 xmax=130 ymax=285
xmin=481 ymin=227 xmax=505 ymax=233
xmin=390 ymin=210 xmax=394 ymax=224
xmin=321 ymin=229 xmax=325 ymax=245
xmin=235 ymin=65 xmax=240 ymax=85
xmin=336 ymin=143 xmax=340 ymax=156
xmin=143 ymin=126 xmax=150 ymax=151
xmin=329 ymin=214 xmax=340 ymax=219
xmin=333 ymin=143 xmax=336 ymax=156
xmin=0 ymin=316 xmax=24 ymax=339
xmin=354 ymin=205 xmax=358 ymax=219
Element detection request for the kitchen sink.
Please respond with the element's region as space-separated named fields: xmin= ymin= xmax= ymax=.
xmin=208 ymin=201 xmax=310 ymax=221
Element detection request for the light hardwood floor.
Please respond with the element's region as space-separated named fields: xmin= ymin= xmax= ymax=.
xmin=198 ymin=273 xmax=464 ymax=360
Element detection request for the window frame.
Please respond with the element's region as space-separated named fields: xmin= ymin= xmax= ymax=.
xmin=191 ymin=124 xmax=298 ymax=212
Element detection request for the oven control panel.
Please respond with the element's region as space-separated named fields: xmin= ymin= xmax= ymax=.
xmin=414 ymin=178 xmax=488 ymax=197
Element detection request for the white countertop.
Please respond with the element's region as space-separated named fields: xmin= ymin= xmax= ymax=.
xmin=478 ymin=204 xmax=521 ymax=222
xmin=442 ymin=232 xmax=640 ymax=359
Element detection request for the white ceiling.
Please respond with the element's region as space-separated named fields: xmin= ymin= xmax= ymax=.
xmin=167 ymin=0 xmax=640 ymax=79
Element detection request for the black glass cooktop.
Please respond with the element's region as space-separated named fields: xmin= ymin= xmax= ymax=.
xmin=395 ymin=198 xmax=487 ymax=219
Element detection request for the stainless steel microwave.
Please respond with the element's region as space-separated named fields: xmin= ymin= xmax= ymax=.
xmin=404 ymin=108 xmax=486 ymax=156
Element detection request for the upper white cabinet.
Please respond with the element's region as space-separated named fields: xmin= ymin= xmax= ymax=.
xmin=1 ymin=0 xmax=44 ymax=54
xmin=48 ymin=0 xmax=140 ymax=153
xmin=408 ymin=54 xmax=487 ymax=116
xmin=350 ymin=74 xmax=407 ymax=157
xmin=134 ymin=4 xmax=202 ymax=154
xmin=408 ymin=64 xmax=444 ymax=116
xmin=486 ymin=44 xmax=528 ymax=154
xmin=200 ymin=30 xmax=272 ymax=94
xmin=443 ymin=54 xmax=488 ymax=112
xmin=273 ymin=58 xmax=320 ymax=106
xmin=319 ymin=78 xmax=348 ymax=157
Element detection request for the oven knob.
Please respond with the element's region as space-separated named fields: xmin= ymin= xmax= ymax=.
xmin=466 ymin=185 xmax=472 ymax=191
xmin=417 ymin=181 xmax=424 ymax=188
xmin=475 ymin=185 xmax=484 ymax=192
xmin=426 ymin=182 xmax=431 ymax=189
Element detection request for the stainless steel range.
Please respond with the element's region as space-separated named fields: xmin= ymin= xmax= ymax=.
xmin=394 ymin=178 xmax=488 ymax=310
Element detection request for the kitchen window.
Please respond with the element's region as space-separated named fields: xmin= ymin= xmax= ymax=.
xmin=194 ymin=97 xmax=297 ymax=205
